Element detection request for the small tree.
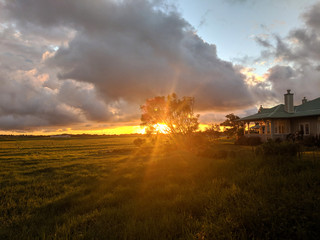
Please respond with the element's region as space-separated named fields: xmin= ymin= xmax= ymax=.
xmin=204 ymin=124 xmax=221 ymax=140
xmin=140 ymin=93 xmax=200 ymax=136
xmin=220 ymin=113 xmax=241 ymax=137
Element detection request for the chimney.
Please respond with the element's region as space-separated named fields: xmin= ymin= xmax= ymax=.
xmin=284 ymin=89 xmax=294 ymax=113
xmin=302 ymin=97 xmax=308 ymax=104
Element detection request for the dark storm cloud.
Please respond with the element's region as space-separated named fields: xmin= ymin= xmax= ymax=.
xmin=0 ymin=23 xmax=95 ymax=130
xmin=304 ymin=2 xmax=320 ymax=31
xmin=3 ymin=0 xmax=254 ymax=113
xmin=265 ymin=64 xmax=320 ymax=104
xmin=58 ymin=80 xmax=112 ymax=122
xmin=0 ymin=24 xmax=120 ymax=130
xmin=0 ymin=67 xmax=122 ymax=130
xmin=0 ymin=27 xmax=44 ymax=71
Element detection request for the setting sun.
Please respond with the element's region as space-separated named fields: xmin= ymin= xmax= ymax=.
xmin=153 ymin=123 xmax=170 ymax=134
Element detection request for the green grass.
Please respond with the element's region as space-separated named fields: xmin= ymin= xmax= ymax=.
xmin=1 ymin=136 xmax=320 ymax=239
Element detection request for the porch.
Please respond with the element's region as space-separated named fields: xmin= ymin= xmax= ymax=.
xmin=243 ymin=119 xmax=291 ymax=142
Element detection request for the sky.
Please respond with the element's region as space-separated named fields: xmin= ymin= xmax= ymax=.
xmin=1 ymin=0 xmax=320 ymax=135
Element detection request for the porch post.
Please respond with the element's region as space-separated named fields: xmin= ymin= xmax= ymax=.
xmin=270 ymin=120 xmax=274 ymax=139
xmin=243 ymin=122 xmax=246 ymax=136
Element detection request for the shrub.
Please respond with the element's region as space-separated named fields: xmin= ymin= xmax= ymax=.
xmin=197 ymin=148 xmax=229 ymax=159
xmin=255 ymin=140 xmax=300 ymax=157
xmin=175 ymin=133 xmax=209 ymax=151
xmin=274 ymin=137 xmax=282 ymax=143
xmin=133 ymin=137 xmax=146 ymax=147
xmin=235 ymin=136 xmax=262 ymax=146
xmin=303 ymin=136 xmax=316 ymax=147
xmin=247 ymin=136 xmax=262 ymax=146
xmin=214 ymin=150 xmax=228 ymax=159
xmin=235 ymin=135 xmax=247 ymax=145
xmin=236 ymin=127 xmax=244 ymax=138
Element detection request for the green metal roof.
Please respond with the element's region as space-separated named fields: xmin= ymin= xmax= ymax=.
xmin=239 ymin=97 xmax=320 ymax=121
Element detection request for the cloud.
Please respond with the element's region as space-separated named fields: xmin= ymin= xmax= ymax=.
xmin=255 ymin=36 xmax=273 ymax=48
xmin=264 ymin=64 xmax=320 ymax=105
xmin=3 ymin=0 xmax=254 ymax=114
xmin=260 ymin=2 xmax=320 ymax=65
xmin=0 ymin=69 xmax=82 ymax=130
xmin=57 ymin=80 xmax=112 ymax=122
xmin=197 ymin=9 xmax=211 ymax=29
xmin=251 ymin=2 xmax=320 ymax=103
xmin=3 ymin=0 xmax=319 ymax=131
xmin=52 ymin=0 xmax=253 ymax=110
xmin=303 ymin=2 xmax=320 ymax=31
xmin=5 ymin=0 xmax=304 ymax=131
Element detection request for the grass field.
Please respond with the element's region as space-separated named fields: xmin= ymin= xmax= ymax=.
xmin=1 ymin=136 xmax=320 ymax=239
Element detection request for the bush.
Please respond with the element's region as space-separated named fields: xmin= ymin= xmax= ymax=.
xmin=133 ymin=137 xmax=146 ymax=147
xmin=235 ymin=135 xmax=247 ymax=145
xmin=174 ymin=133 xmax=209 ymax=151
xmin=197 ymin=148 xmax=229 ymax=159
xmin=247 ymin=136 xmax=262 ymax=146
xmin=235 ymin=136 xmax=262 ymax=146
xmin=236 ymin=127 xmax=244 ymax=138
xmin=303 ymin=136 xmax=318 ymax=147
xmin=255 ymin=140 xmax=300 ymax=157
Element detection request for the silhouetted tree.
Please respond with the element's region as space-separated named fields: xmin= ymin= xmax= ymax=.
xmin=204 ymin=124 xmax=221 ymax=139
xmin=140 ymin=93 xmax=200 ymax=136
xmin=220 ymin=113 xmax=241 ymax=137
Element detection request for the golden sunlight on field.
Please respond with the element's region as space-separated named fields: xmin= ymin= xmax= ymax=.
xmin=2 ymin=135 xmax=320 ymax=239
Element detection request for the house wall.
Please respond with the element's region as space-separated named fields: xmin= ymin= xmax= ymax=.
xmin=291 ymin=116 xmax=319 ymax=136
xmin=243 ymin=116 xmax=320 ymax=142
xmin=273 ymin=119 xmax=291 ymax=135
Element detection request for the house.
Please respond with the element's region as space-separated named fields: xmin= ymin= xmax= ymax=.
xmin=239 ymin=90 xmax=320 ymax=141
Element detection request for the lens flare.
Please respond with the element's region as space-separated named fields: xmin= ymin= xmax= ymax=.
xmin=153 ymin=123 xmax=170 ymax=134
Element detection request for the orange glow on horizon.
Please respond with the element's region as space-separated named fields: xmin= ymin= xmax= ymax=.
xmin=0 ymin=124 xmax=216 ymax=136
xmin=0 ymin=126 xmax=145 ymax=136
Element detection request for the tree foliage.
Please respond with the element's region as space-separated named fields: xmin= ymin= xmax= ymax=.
xmin=220 ymin=113 xmax=240 ymax=127
xmin=220 ymin=113 xmax=241 ymax=137
xmin=204 ymin=124 xmax=221 ymax=139
xmin=140 ymin=93 xmax=200 ymax=135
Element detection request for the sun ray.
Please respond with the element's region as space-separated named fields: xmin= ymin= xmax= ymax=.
xmin=153 ymin=123 xmax=170 ymax=134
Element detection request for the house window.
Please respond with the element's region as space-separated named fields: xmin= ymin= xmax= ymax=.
xmin=300 ymin=122 xmax=310 ymax=135
xmin=274 ymin=120 xmax=288 ymax=134
xmin=300 ymin=124 xmax=304 ymax=134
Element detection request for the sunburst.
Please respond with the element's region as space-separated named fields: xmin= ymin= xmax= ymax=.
xmin=153 ymin=123 xmax=170 ymax=134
